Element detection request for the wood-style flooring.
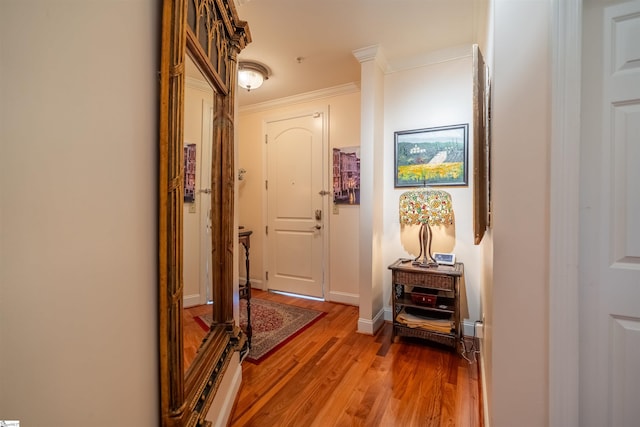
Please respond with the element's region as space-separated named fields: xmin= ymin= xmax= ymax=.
xmin=183 ymin=303 xmax=211 ymax=374
xmin=226 ymin=289 xmax=482 ymax=427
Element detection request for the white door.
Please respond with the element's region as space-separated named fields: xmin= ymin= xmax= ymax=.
xmin=199 ymin=102 xmax=214 ymax=304
xmin=581 ymin=2 xmax=640 ymax=426
xmin=266 ymin=112 xmax=327 ymax=298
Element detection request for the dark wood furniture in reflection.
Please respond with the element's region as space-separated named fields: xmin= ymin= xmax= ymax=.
xmin=239 ymin=229 xmax=253 ymax=347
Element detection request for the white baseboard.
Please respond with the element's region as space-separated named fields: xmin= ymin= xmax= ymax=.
xmin=327 ymin=290 xmax=359 ymax=306
xmin=479 ymin=339 xmax=490 ymax=427
xmin=207 ymin=352 xmax=243 ymax=427
xmin=357 ymin=307 xmax=385 ymax=335
xmin=249 ymin=279 xmax=264 ymax=290
xmin=183 ymin=293 xmax=202 ymax=308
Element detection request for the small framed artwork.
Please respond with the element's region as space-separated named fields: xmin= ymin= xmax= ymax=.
xmin=394 ymin=123 xmax=468 ymax=188
xmin=184 ymin=143 xmax=196 ymax=203
xmin=332 ymin=146 xmax=360 ymax=205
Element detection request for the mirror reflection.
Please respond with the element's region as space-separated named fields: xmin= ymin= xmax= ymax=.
xmin=159 ymin=0 xmax=249 ymax=423
xmin=182 ymin=53 xmax=215 ymax=373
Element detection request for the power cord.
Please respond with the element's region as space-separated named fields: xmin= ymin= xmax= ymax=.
xmin=460 ymin=320 xmax=483 ymax=364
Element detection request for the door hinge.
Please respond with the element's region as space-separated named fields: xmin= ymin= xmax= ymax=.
xmin=266 ymin=271 xmax=269 ymax=281
xmin=265 ymin=225 xmax=268 ymax=235
xmin=265 ymin=180 xmax=268 ymax=190
xmin=265 ymin=134 xmax=268 ymax=144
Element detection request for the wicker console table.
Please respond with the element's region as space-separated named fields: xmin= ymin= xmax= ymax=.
xmin=389 ymin=259 xmax=463 ymax=350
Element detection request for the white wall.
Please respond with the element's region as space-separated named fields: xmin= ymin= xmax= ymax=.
xmin=475 ymin=1 xmax=494 ymax=424
xmin=0 ymin=1 xmax=159 ymax=425
xmin=383 ymin=56 xmax=482 ymax=332
xmin=489 ymin=0 xmax=551 ymax=425
xmin=327 ymin=94 xmax=362 ymax=304
xmin=355 ymin=47 xmax=386 ymax=333
xmin=183 ymin=81 xmax=214 ymax=306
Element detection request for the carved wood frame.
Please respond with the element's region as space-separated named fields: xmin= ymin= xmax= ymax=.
xmin=159 ymin=1 xmax=249 ymax=425
xmin=472 ymin=44 xmax=490 ymax=245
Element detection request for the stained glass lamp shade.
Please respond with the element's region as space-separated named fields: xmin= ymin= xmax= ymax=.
xmin=399 ymin=189 xmax=454 ymax=267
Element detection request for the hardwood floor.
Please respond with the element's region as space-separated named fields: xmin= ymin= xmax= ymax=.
xmin=227 ymin=290 xmax=481 ymax=427
xmin=183 ymin=303 xmax=211 ymax=373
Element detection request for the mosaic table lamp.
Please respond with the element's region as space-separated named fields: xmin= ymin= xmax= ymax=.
xmin=399 ymin=189 xmax=454 ymax=267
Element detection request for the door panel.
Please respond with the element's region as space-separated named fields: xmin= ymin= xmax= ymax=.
xmin=581 ymin=3 xmax=640 ymax=426
xmin=267 ymin=113 xmax=325 ymax=298
xmin=200 ymin=103 xmax=213 ymax=303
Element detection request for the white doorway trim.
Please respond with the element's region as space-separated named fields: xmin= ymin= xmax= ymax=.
xmin=549 ymin=0 xmax=581 ymax=426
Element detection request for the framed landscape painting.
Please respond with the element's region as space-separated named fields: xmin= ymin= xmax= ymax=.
xmin=394 ymin=124 xmax=468 ymax=187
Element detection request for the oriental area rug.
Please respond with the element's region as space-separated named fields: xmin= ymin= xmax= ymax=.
xmin=195 ymin=298 xmax=326 ymax=364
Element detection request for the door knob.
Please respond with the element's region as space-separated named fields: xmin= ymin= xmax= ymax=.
xmin=311 ymin=225 xmax=322 ymax=230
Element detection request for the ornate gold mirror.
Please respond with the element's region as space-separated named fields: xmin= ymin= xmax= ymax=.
xmin=159 ymin=1 xmax=249 ymax=425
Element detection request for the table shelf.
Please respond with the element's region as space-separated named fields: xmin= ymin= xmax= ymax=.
xmin=389 ymin=259 xmax=463 ymax=351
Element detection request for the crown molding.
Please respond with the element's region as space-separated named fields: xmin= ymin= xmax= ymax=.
xmin=186 ymin=76 xmax=213 ymax=93
xmin=238 ymin=82 xmax=360 ymax=114
xmin=353 ymin=45 xmax=389 ymax=72
xmin=237 ymin=44 xmax=473 ymax=114
xmin=387 ymin=43 xmax=473 ymax=74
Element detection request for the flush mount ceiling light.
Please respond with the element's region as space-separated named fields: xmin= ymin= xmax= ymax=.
xmin=237 ymin=61 xmax=270 ymax=91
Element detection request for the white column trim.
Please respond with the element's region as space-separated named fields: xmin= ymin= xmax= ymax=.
xmin=549 ymin=0 xmax=582 ymax=426
xmin=352 ymin=45 xmax=389 ymax=71
xmin=357 ymin=308 xmax=385 ymax=336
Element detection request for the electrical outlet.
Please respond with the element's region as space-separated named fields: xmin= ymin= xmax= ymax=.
xmin=333 ymin=204 xmax=339 ymax=214
xmin=475 ymin=321 xmax=484 ymax=339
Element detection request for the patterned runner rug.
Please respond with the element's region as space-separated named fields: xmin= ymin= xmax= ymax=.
xmin=195 ymin=297 xmax=326 ymax=364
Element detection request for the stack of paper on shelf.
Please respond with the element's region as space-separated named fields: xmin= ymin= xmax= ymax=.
xmin=396 ymin=308 xmax=452 ymax=334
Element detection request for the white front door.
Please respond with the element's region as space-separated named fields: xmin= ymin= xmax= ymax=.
xmin=581 ymin=2 xmax=640 ymax=426
xmin=266 ymin=111 xmax=327 ymax=298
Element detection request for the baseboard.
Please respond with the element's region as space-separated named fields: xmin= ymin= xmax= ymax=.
xmin=357 ymin=307 xmax=385 ymax=335
xmin=206 ymin=352 xmax=242 ymax=427
xmin=479 ymin=339 xmax=489 ymax=427
xmin=183 ymin=293 xmax=202 ymax=308
xmin=248 ymin=279 xmax=264 ymax=290
xmin=327 ymin=290 xmax=359 ymax=306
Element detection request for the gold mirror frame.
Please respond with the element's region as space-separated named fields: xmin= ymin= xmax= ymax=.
xmin=159 ymin=0 xmax=249 ymax=425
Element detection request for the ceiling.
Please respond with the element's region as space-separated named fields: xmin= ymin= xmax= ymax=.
xmin=234 ymin=0 xmax=477 ymax=107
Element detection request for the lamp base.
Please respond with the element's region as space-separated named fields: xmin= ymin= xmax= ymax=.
xmin=412 ymin=256 xmax=439 ymax=268
xmin=412 ymin=223 xmax=439 ymax=268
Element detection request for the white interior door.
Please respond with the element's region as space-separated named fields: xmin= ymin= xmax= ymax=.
xmin=581 ymin=2 xmax=640 ymax=426
xmin=200 ymin=102 xmax=213 ymax=304
xmin=266 ymin=112 xmax=326 ymax=298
